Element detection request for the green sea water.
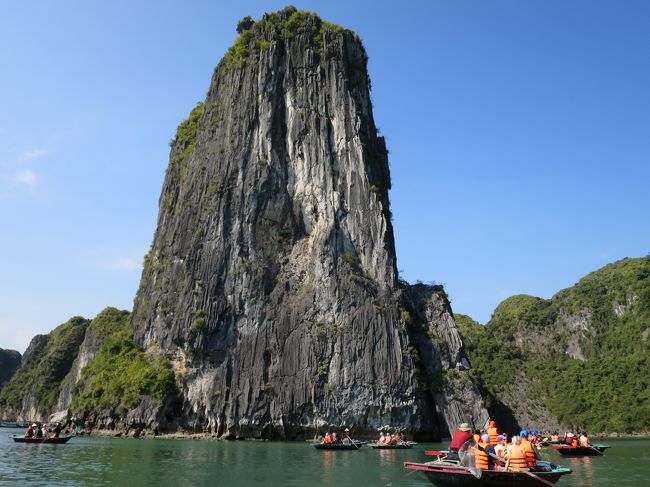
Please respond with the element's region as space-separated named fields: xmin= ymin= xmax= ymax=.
xmin=1 ymin=430 xmax=647 ymax=486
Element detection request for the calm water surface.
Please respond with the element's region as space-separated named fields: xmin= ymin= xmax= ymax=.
xmin=1 ymin=429 xmax=647 ymax=486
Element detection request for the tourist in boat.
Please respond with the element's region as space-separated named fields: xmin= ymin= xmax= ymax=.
xmin=473 ymin=429 xmax=481 ymax=442
xmin=565 ymin=432 xmax=578 ymax=446
xmin=530 ymin=430 xmax=541 ymax=446
xmin=377 ymin=432 xmax=387 ymax=444
xmin=520 ymin=430 xmax=538 ymax=469
xmin=322 ymin=432 xmax=333 ymax=444
xmin=475 ymin=433 xmax=504 ymax=470
xmin=389 ymin=434 xmax=398 ymax=446
xmin=472 ymin=434 xmax=491 ymax=471
xmin=579 ymin=432 xmax=590 ymax=447
xmin=51 ymin=422 xmax=62 ymax=439
xmin=487 ymin=419 xmax=499 ymax=446
xmin=25 ymin=423 xmax=35 ymax=438
xmin=505 ymin=435 xmax=529 ymax=471
xmin=399 ymin=431 xmax=407 ymax=443
xmin=494 ymin=434 xmax=508 ymax=459
xmin=332 ymin=432 xmax=341 ymax=444
xmin=447 ymin=422 xmax=472 ymax=461
xmin=551 ymin=431 xmax=560 ymax=442
xmin=35 ymin=424 xmax=43 ymax=439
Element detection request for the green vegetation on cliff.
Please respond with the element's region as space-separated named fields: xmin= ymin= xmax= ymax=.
xmin=0 ymin=317 xmax=89 ymax=415
xmin=225 ymin=6 xmax=359 ymax=66
xmin=459 ymin=256 xmax=650 ymax=433
xmin=71 ymin=310 xmax=176 ymax=416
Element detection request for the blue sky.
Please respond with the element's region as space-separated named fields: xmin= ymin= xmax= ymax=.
xmin=1 ymin=1 xmax=649 ymax=353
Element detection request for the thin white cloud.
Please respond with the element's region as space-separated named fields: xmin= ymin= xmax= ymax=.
xmin=18 ymin=149 xmax=49 ymax=161
xmin=11 ymin=169 xmax=38 ymax=187
xmin=83 ymin=249 xmax=143 ymax=273
xmin=112 ymin=257 xmax=141 ymax=272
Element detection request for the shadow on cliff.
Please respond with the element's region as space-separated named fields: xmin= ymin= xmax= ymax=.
xmin=486 ymin=393 xmax=520 ymax=434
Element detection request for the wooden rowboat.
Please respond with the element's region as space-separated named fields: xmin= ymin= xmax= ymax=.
xmin=12 ymin=435 xmax=72 ymax=444
xmin=404 ymin=460 xmax=572 ymax=486
xmin=311 ymin=440 xmax=364 ymax=450
xmin=550 ymin=444 xmax=609 ymax=456
xmin=369 ymin=441 xmax=414 ymax=449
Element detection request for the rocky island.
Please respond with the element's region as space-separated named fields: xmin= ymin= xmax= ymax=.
xmin=0 ymin=7 xmax=489 ymax=440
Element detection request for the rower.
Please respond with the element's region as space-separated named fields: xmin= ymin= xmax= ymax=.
xmin=447 ymin=423 xmax=472 ymax=462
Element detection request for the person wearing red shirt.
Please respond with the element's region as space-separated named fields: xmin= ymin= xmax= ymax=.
xmin=447 ymin=423 xmax=473 ymax=461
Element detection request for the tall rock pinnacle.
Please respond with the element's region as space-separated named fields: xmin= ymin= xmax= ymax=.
xmin=131 ymin=7 xmax=488 ymax=439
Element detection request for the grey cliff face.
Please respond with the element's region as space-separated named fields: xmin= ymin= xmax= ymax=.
xmin=0 ymin=349 xmax=21 ymax=390
xmin=130 ymin=10 xmax=487 ymax=439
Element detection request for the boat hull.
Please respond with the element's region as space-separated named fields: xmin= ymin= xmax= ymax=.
xmin=404 ymin=461 xmax=571 ymax=486
xmin=312 ymin=441 xmax=363 ymax=450
xmin=551 ymin=444 xmax=608 ymax=456
xmin=370 ymin=442 xmax=413 ymax=449
xmin=12 ymin=436 xmax=72 ymax=444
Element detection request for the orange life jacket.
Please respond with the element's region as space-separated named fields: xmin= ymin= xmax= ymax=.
xmin=506 ymin=444 xmax=529 ymax=471
xmin=473 ymin=442 xmax=489 ymax=470
xmin=487 ymin=426 xmax=499 ymax=446
xmin=571 ymin=438 xmax=578 ymax=447
xmin=322 ymin=434 xmax=333 ymax=444
xmin=551 ymin=434 xmax=560 ymax=441
xmin=521 ymin=439 xmax=537 ymax=468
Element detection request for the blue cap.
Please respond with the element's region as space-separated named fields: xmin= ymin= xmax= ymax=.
xmin=520 ymin=430 xmax=528 ymax=437
xmin=532 ymin=430 xmax=539 ymax=435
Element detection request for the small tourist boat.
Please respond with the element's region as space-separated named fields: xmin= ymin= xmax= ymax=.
xmin=369 ymin=441 xmax=415 ymax=449
xmin=312 ymin=440 xmax=364 ymax=450
xmin=550 ymin=444 xmax=609 ymax=456
xmin=404 ymin=460 xmax=572 ymax=486
xmin=12 ymin=435 xmax=72 ymax=444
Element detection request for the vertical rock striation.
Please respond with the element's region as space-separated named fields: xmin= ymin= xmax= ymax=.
xmin=131 ymin=7 xmax=488 ymax=439
xmin=0 ymin=349 xmax=21 ymax=391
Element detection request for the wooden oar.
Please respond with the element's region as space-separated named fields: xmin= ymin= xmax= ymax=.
xmin=504 ymin=463 xmax=556 ymax=487
xmin=345 ymin=433 xmax=360 ymax=449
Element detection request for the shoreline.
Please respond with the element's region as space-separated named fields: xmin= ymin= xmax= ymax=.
xmin=70 ymin=429 xmax=650 ymax=442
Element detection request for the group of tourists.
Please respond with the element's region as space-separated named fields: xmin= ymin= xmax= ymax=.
xmin=375 ymin=431 xmax=407 ymax=445
xmin=320 ymin=428 xmax=352 ymax=444
xmin=24 ymin=422 xmax=62 ymax=439
xmin=565 ymin=431 xmax=591 ymax=446
xmin=448 ymin=420 xmax=549 ymax=472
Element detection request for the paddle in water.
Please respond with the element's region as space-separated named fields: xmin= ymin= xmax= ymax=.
xmin=344 ymin=429 xmax=360 ymax=449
